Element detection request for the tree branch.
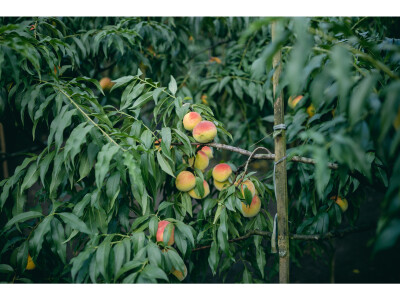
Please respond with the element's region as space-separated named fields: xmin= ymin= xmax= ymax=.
xmin=191 ymin=224 xmax=375 ymax=252
xmin=172 ymin=142 xmax=340 ymax=170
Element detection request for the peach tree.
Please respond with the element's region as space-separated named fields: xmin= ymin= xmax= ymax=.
xmin=0 ymin=17 xmax=399 ymax=283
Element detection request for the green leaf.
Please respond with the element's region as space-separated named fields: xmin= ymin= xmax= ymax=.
xmin=153 ymin=87 xmax=164 ymax=104
xmin=50 ymin=217 xmax=66 ymax=263
xmin=255 ymin=236 xmax=266 ymax=278
xmin=95 ymin=143 xmax=120 ymax=189
xmin=4 ymin=211 xmax=43 ymax=230
xmin=165 ymin=249 xmax=185 ymax=274
xmin=174 ymin=230 xmax=188 ymax=256
xmin=146 ymin=242 xmax=162 ymax=267
xmin=243 ymin=186 xmax=253 ymax=206
xmin=174 ymin=221 xmax=195 ymax=247
xmin=168 ymin=75 xmax=177 ymax=96
xmin=39 ymin=151 xmax=55 ymax=186
xmin=141 ymin=264 xmax=169 ymax=282
xmin=20 ymin=163 xmax=39 ymax=193
xmin=314 ymin=148 xmax=331 ymax=199
xmin=243 ymin=267 xmax=252 ymax=283
xmin=73 ymin=194 xmax=91 ymax=218
xmin=64 ymin=123 xmax=93 ymax=167
xmin=208 ymin=241 xmax=219 ymax=275
xmin=0 ymin=264 xmax=14 ymax=274
xmin=113 ymin=242 xmax=125 ymax=278
xmin=58 ymin=212 xmax=92 ymax=235
xmin=96 ymin=236 xmax=112 ymax=282
xmin=30 ymin=215 xmax=54 ymax=256
xmin=163 ymin=222 xmax=174 ymax=246
xmin=115 ymin=260 xmax=143 ymax=282
xmin=161 ymin=127 xmax=171 ymax=149
xmin=123 ymin=152 xmax=148 ymax=214
xmin=131 ymin=91 xmax=153 ymax=109
xmin=149 ymin=216 xmax=158 ymax=238
xmin=110 ymin=75 xmax=135 ymax=92
xmin=156 ymin=151 xmax=175 ymax=178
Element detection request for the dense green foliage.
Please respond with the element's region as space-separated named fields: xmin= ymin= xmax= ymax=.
xmin=0 ymin=17 xmax=399 ymax=283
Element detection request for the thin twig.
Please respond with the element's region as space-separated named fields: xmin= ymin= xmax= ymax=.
xmin=191 ymin=224 xmax=375 ymax=252
xmin=58 ymin=89 xmax=127 ymax=152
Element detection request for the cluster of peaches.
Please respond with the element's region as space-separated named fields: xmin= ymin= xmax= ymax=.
xmin=154 ymin=111 xmax=263 ymax=280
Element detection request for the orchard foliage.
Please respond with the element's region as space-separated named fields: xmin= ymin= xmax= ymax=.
xmin=0 ymin=17 xmax=399 ymax=283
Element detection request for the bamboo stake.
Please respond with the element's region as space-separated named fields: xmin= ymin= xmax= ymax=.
xmin=272 ymin=21 xmax=290 ymax=283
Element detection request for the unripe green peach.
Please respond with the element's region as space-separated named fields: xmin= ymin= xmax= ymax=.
xmin=194 ymin=150 xmax=209 ymax=171
xmin=156 ymin=220 xmax=175 ymax=246
xmin=241 ymin=195 xmax=261 ymax=218
xmin=197 ymin=145 xmax=213 ymax=158
xmin=331 ymin=196 xmax=348 ymax=212
xmin=192 ymin=121 xmax=217 ymax=143
xmin=188 ymin=180 xmax=210 ymax=199
xmin=171 ymin=265 xmax=187 ymax=281
xmin=212 ymin=163 xmax=232 ymax=182
xmin=213 ymin=178 xmax=229 ymax=191
xmin=235 ymin=179 xmax=256 ymax=198
xmin=183 ymin=112 xmax=202 ymax=131
xmin=175 ymin=171 xmax=196 ymax=192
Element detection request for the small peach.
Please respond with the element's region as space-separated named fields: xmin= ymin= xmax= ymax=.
xmin=175 ymin=171 xmax=196 ymax=192
xmin=241 ymin=195 xmax=261 ymax=218
xmin=192 ymin=121 xmax=217 ymax=143
xmin=183 ymin=112 xmax=202 ymax=131
xmin=188 ymin=180 xmax=210 ymax=199
xmin=156 ymin=220 xmax=175 ymax=246
xmin=212 ymin=163 xmax=232 ymax=182
xmin=99 ymin=77 xmax=114 ymax=91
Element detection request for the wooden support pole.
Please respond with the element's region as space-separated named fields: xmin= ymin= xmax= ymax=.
xmin=272 ymin=21 xmax=290 ymax=283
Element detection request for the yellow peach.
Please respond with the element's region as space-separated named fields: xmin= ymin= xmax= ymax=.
xmin=183 ymin=112 xmax=202 ymax=131
xmin=188 ymin=180 xmax=210 ymax=199
xmin=241 ymin=195 xmax=261 ymax=218
xmin=213 ymin=178 xmax=229 ymax=191
xmin=212 ymin=163 xmax=232 ymax=182
xmin=236 ymin=179 xmax=256 ymax=198
xmin=192 ymin=121 xmax=217 ymax=143
xmin=197 ymin=145 xmax=213 ymax=159
xmin=194 ymin=150 xmax=209 ymax=171
xmin=175 ymin=171 xmax=196 ymax=192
